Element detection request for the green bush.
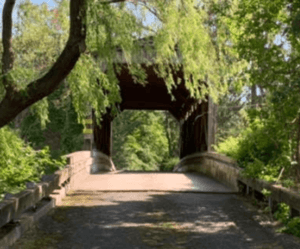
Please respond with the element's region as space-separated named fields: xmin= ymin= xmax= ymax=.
xmin=274 ymin=203 xmax=290 ymax=224
xmin=0 ymin=127 xmax=66 ymax=200
xmin=216 ymin=118 xmax=291 ymax=181
xmin=214 ymin=135 xmax=241 ymax=160
xmin=274 ymin=203 xmax=300 ymax=238
xmin=282 ymin=217 xmax=300 ymax=237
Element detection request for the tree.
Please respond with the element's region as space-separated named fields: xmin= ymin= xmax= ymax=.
xmin=1 ymin=0 xmax=241 ymax=129
xmin=216 ymin=88 xmax=248 ymax=142
xmin=0 ymin=0 xmax=86 ymax=128
xmin=20 ymin=82 xmax=84 ymax=158
xmin=3 ymin=0 xmax=85 ymax=157
xmin=214 ymin=0 xmax=300 ymax=181
xmin=232 ymin=0 xmax=300 ymax=179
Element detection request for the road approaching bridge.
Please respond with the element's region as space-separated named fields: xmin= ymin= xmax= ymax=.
xmin=11 ymin=172 xmax=300 ymax=249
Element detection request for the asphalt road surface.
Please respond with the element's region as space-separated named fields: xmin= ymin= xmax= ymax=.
xmin=11 ymin=172 xmax=300 ymax=249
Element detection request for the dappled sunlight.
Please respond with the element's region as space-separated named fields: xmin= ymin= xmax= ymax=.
xmin=12 ymin=191 xmax=299 ymax=249
xmin=192 ymin=220 xmax=237 ymax=233
xmin=81 ymin=220 xmax=237 ymax=234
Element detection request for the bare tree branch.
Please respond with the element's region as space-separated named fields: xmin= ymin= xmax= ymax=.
xmin=0 ymin=0 xmax=87 ymax=128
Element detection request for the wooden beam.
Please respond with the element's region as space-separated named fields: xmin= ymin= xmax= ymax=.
xmin=121 ymin=101 xmax=172 ymax=110
xmin=92 ymin=110 xmax=113 ymax=157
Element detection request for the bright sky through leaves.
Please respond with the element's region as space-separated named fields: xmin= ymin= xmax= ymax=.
xmin=0 ymin=0 xmax=158 ymax=28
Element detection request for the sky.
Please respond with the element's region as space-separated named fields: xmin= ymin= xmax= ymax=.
xmin=28 ymin=0 xmax=56 ymax=6
xmin=0 ymin=0 xmax=57 ymax=10
xmin=0 ymin=0 xmax=57 ymax=29
xmin=0 ymin=0 xmax=157 ymax=34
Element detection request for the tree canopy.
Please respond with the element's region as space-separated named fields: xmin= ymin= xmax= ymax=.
xmin=0 ymin=0 xmax=243 ymax=128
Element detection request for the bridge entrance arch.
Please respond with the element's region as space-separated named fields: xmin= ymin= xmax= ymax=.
xmin=91 ymin=63 xmax=217 ymax=172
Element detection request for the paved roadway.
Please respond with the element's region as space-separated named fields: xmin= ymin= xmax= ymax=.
xmin=11 ymin=172 xmax=300 ymax=249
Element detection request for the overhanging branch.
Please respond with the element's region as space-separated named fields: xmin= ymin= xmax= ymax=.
xmin=0 ymin=0 xmax=87 ymax=128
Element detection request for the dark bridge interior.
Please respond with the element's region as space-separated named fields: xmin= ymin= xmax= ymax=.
xmin=118 ymin=65 xmax=195 ymax=120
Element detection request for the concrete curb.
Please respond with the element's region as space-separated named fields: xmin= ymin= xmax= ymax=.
xmin=0 ymin=198 xmax=55 ymax=249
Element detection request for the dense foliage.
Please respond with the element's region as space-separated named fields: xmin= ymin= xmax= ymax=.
xmin=215 ymin=0 xmax=300 ymax=185
xmin=217 ymin=115 xmax=293 ymax=182
xmin=19 ymin=83 xmax=84 ymax=158
xmin=0 ymin=127 xmax=66 ymax=200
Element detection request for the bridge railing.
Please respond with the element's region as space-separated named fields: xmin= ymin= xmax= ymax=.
xmin=175 ymin=152 xmax=300 ymax=218
xmin=0 ymin=151 xmax=92 ymax=229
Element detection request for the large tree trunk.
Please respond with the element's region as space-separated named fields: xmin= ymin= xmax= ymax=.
xmin=0 ymin=0 xmax=86 ymax=128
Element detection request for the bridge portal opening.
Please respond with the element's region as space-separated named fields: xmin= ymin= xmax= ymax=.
xmin=111 ymin=110 xmax=180 ymax=172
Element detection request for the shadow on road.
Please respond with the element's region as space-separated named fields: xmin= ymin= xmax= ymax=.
xmin=11 ymin=191 xmax=300 ymax=249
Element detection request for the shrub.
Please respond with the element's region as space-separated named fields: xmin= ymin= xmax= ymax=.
xmin=214 ymin=135 xmax=241 ymax=160
xmin=216 ymin=118 xmax=291 ymax=181
xmin=274 ymin=203 xmax=290 ymax=224
xmin=283 ymin=217 xmax=300 ymax=237
xmin=0 ymin=127 xmax=66 ymax=200
xmin=274 ymin=203 xmax=300 ymax=238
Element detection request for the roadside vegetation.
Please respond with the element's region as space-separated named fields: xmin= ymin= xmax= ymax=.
xmin=215 ymin=0 xmax=300 ymax=188
xmin=0 ymin=127 xmax=66 ymax=200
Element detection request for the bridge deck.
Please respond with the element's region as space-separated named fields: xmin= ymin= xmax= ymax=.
xmin=74 ymin=172 xmax=234 ymax=193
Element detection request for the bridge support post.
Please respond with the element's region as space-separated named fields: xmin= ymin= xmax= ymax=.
xmin=175 ymin=97 xmax=217 ymax=172
xmin=91 ymin=110 xmax=116 ymax=172
xmin=179 ymin=98 xmax=216 ymax=159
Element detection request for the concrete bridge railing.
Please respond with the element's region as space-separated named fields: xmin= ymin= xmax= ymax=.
xmin=174 ymin=152 xmax=300 ymax=217
xmin=0 ymin=151 xmax=92 ymax=230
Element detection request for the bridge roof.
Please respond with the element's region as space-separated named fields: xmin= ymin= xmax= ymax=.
xmin=117 ymin=64 xmax=198 ymax=120
xmin=96 ymin=36 xmax=203 ymax=120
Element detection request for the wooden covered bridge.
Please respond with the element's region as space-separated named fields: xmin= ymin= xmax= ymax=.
xmin=88 ymin=38 xmax=218 ymax=172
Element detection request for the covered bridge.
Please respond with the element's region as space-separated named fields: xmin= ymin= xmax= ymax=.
xmin=89 ymin=37 xmax=217 ymax=171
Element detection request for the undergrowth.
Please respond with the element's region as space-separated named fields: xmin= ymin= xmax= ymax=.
xmin=217 ymin=116 xmax=300 ymax=238
xmin=272 ymin=203 xmax=300 ymax=238
xmin=216 ymin=118 xmax=294 ymax=183
xmin=0 ymin=126 xmax=66 ymax=201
